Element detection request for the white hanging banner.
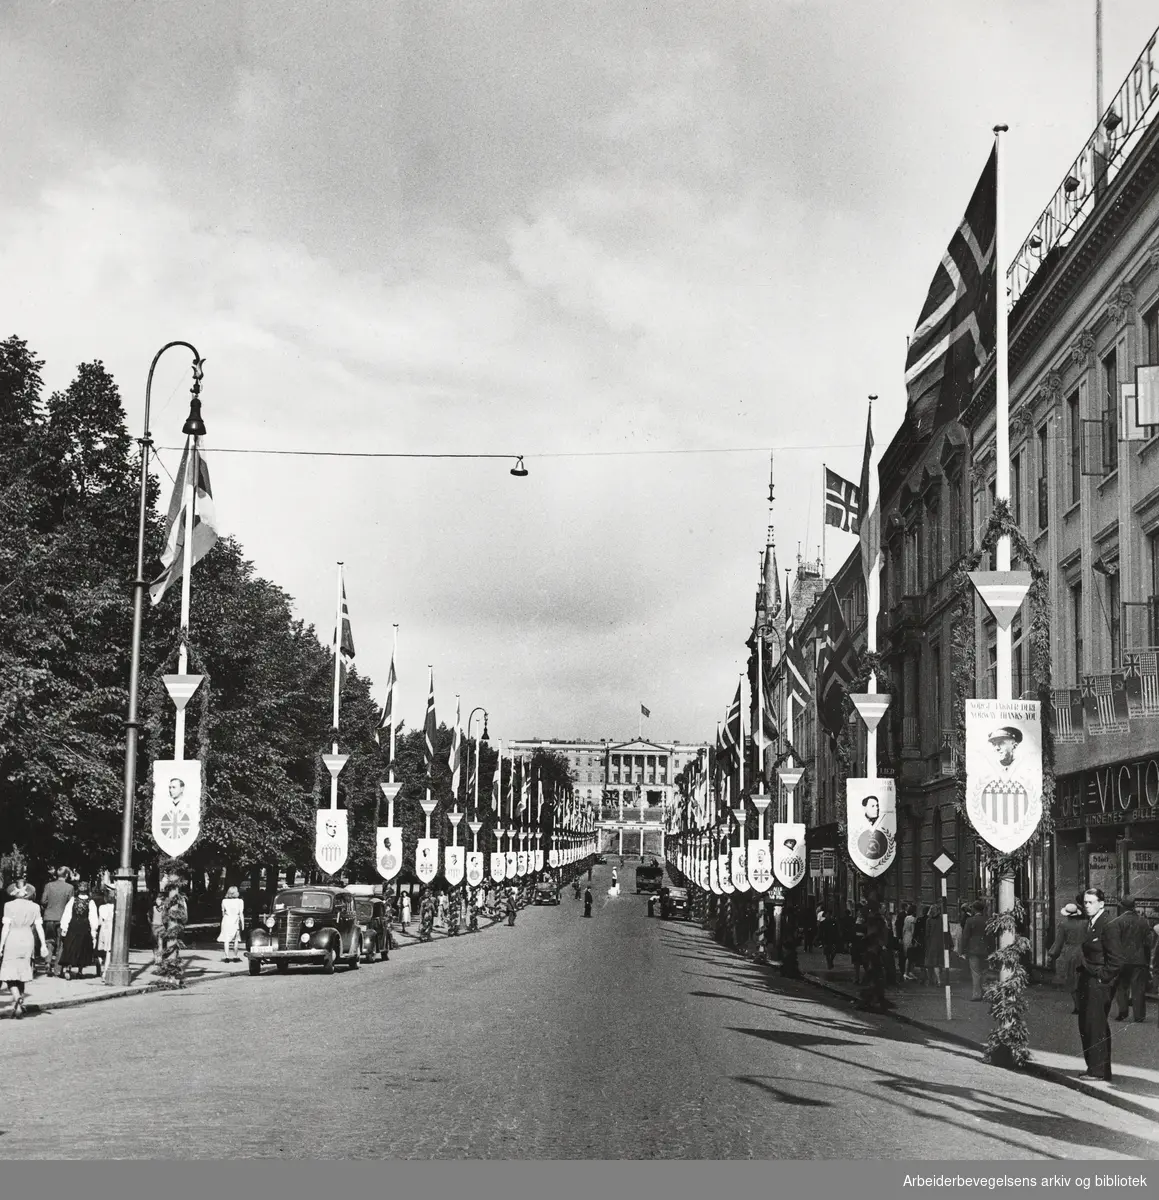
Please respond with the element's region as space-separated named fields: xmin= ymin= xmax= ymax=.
xmin=375 ymin=826 xmax=402 ymax=881
xmin=730 ymin=846 xmax=750 ymax=893
xmin=965 ymin=698 xmax=1043 ymax=854
xmin=718 ymin=853 xmax=734 ymax=894
xmin=846 ymin=778 xmax=897 ymax=878
xmin=517 ymin=851 xmax=528 ymax=876
xmin=506 ymin=850 xmax=518 ymax=878
xmin=772 ymin=823 xmax=807 ymax=889
xmin=152 ymin=759 xmax=201 ymax=858
xmin=416 ymin=837 xmax=439 ymax=884
xmin=708 ymin=855 xmax=720 ymax=894
xmin=315 ymin=809 xmax=348 ymax=876
xmin=490 ymin=851 xmax=507 ymax=883
xmin=465 ymin=851 xmax=484 ymax=887
xmin=549 ymin=848 xmax=560 ymax=868
xmin=747 ymin=840 xmax=773 ymax=893
xmin=534 ymin=849 xmax=544 ymax=872
xmin=444 ymin=845 xmax=465 ymax=887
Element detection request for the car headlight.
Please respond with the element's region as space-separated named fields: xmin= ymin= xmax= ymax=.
xmin=300 ymin=934 xmax=310 ymax=945
xmin=264 ymin=916 xmax=274 ymax=930
xmin=303 ymin=918 xmax=315 ymax=929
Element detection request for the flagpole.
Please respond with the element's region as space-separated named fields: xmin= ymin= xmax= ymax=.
xmin=171 ymin=441 xmax=198 ymax=761
xmin=992 ymin=123 xmax=1017 ymax=978
xmin=330 ymin=564 xmax=344 ymax=815
xmin=866 ymin=399 xmax=880 ymax=784
xmin=821 ymin=462 xmax=827 ymax=581
xmin=389 ymin=624 xmax=398 ymax=784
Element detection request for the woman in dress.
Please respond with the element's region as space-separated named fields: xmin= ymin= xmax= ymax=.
xmin=95 ymin=889 xmax=116 ymax=977
xmin=217 ymin=886 xmax=245 ymax=962
xmin=1048 ymin=902 xmax=1088 ymax=1014
xmin=1 ymin=883 xmax=46 ymax=1018
xmin=58 ymin=881 xmax=99 ymax=980
xmin=400 ymin=891 xmax=411 ymax=933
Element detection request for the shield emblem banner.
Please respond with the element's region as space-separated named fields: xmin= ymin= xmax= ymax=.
xmin=730 ymin=846 xmax=750 ymax=893
xmin=444 ymin=846 xmax=465 ymax=886
xmin=490 ymin=851 xmax=506 ymax=882
xmin=718 ymin=853 xmax=734 ymax=894
xmin=516 ymin=851 xmax=527 ymax=876
xmin=314 ymin=808 xmax=348 ymax=876
xmin=466 ymin=851 xmax=484 ymax=887
xmin=772 ymin=823 xmax=807 ymax=889
xmin=152 ymin=759 xmax=201 ymax=858
xmin=846 ymin=778 xmax=897 ymax=878
xmin=416 ymin=837 xmax=439 ymax=884
xmin=709 ymin=855 xmax=721 ymax=894
xmin=375 ymin=826 xmax=402 ymax=881
xmin=966 ymin=699 xmax=1043 ymax=854
xmin=747 ymin=840 xmax=773 ymax=892
xmin=534 ymin=850 xmax=544 ymax=872
xmin=549 ymin=849 xmax=560 ymax=868
xmin=506 ymin=851 xmax=518 ymax=878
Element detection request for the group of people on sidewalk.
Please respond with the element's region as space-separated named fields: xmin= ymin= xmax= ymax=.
xmin=0 ymin=868 xmax=118 ymax=1017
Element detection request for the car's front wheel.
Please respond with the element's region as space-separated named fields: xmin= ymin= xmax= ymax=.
xmin=248 ymin=958 xmax=261 ymax=976
xmin=276 ymin=960 xmax=289 ymax=974
xmin=348 ymin=936 xmax=361 ymax=969
xmin=321 ymin=949 xmax=336 ymax=974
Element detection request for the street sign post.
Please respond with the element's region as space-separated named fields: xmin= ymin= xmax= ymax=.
xmin=930 ymin=849 xmax=956 ymax=1020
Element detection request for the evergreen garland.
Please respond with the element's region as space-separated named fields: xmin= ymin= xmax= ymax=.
xmin=949 ymin=495 xmax=1052 ymax=1069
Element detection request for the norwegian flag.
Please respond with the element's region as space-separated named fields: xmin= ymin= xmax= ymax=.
xmin=905 ymin=145 xmax=997 ymax=431
xmin=720 ymin=681 xmax=742 ymax=768
xmin=334 ymin=577 xmax=355 ymax=690
xmin=448 ymin=697 xmax=462 ymax=801
xmin=816 ymin=590 xmax=861 ymax=745
xmin=375 ymin=649 xmax=397 ymax=749
xmin=784 ymin=586 xmax=812 ymax=711
xmin=423 ymin=667 xmax=437 ymax=775
xmin=824 ymin=468 xmax=862 ymax=534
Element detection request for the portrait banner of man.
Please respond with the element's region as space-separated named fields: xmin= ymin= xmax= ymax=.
xmin=375 ymin=826 xmax=402 ymax=881
xmin=772 ymin=822 xmax=807 ymax=889
xmin=965 ymin=698 xmax=1042 ymax=854
xmin=465 ymin=851 xmax=484 ymax=888
xmin=548 ymin=848 xmax=560 ymax=869
xmin=444 ymin=845 xmax=464 ymax=887
xmin=718 ymin=853 xmax=735 ymax=894
xmin=490 ymin=851 xmax=506 ymax=883
xmin=846 ymin=778 xmax=897 ymax=878
xmin=747 ymin=839 xmax=772 ymax=892
xmin=709 ymin=855 xmax=721 ymax=895
xmin=730 ymin=846 xmax=750 ymax=893
xmin=315 ymin=808 xmax=348 ymax=876
xmin=151 ymin=760 xmax=202 ymax=858
xmin=416 ymin=837 xmax=439 ymax=884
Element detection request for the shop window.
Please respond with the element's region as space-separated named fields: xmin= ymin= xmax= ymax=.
xmin=1102 ymin=350 xmax=1118 ymax=473
xmin=1068 ymin=392 xmax=1081 ymax=504
xmin=1036 ymin=425 xmax=1049 ymax=530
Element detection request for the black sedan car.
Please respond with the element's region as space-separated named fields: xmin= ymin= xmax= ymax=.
xmin=659 ymin=886 xmax=690 ymax=919
xmin=533 ymin=880 xmax=561 ymax=905
xmin=246 ymin=886 xmax=364 ymax=974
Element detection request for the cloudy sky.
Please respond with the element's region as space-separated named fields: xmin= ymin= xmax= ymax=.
xmin=2 ymin=1 xmax=1156 ymax=744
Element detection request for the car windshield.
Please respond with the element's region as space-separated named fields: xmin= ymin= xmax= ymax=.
xmin=273 ymin=890 xmax=333 ymax=912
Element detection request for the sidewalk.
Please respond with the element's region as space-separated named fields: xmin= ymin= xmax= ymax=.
xmin=1 ymin=914 xmax=506 ymax=1018
xmin=793 ymin=947 xmax=1159 ymax=1120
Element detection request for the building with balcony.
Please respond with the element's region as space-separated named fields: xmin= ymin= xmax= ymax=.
xmin=963 ymin=24 xmax=1159 ymax=947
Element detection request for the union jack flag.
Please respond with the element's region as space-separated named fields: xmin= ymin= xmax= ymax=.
xmin=160 ymin=812 xmax=191 ymax=841
xmin=824 ymin=468 xmax=862 ymax=533
xmin=334 ymin=575 xmax=355 ymax=688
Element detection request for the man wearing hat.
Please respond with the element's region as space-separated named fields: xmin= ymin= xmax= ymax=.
xmin=1110 ymin=895 xmax=1153 ymax=1023
xmin=988 ymin=725 xmax=1022 ymax=769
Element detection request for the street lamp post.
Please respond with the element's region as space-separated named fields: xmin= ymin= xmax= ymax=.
xmin=106 ymin=342 xmax=204 ymax=989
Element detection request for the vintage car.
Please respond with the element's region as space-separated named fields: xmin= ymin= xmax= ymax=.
xmin=345 ymin=886 xmax=390 ymax=963
xmin=659 ymin=885 xmax=689 ymax=920
xmin=533 ymin=879 xmax=561 ymax=905
xmin=593 ymin=854 xmax=607 ymax=865
xmin=635 ymin=864 xmax=664 ymax=895
xmin=246 ymin=886 xmax=364 ymax=975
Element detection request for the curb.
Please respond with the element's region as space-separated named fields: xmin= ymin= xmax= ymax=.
xmin=797 ymin=969 xmax=1159 ymax=1123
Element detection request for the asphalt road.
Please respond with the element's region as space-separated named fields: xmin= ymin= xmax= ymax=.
xmin=2 ymin=866 xmax=1157 ymax=1159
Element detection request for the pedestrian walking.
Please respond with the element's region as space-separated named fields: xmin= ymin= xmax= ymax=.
xmin=40 ymin=867 xmax=74 ymax=977
xmin=1 ymin=883 xmax=46 ymax=1019
xmin=217 ymin=886 xmax=245 ymax=963
xmin=95 ymin=888 xmax=115 ymax=978
xmin=149 ymin=888 xmax=166 ymax=966
xmin=801 ymin=905 xmax=817 ymax=953
xmin=573 ymin=877 xmax=582 ymax=901
xmin=924 ymin=902 xmax=944 ymax=986
xmin=894 ymin=907 xmax=908 ymax=979
xmin=1111 ymin=895 xmax=1152 ymax=1023
xmin=1048 ymin=902 xmax=1087 ymax=1014
xmin=583 ymin=885 xmax=593 ymax=917
xmin=1076 ymin=887 xmax=1123 ymax=1083
xmin=58 ymin=881 xmax=99 ymax=980
xmin=505 ymin=887 xmax=517 ymax=927
xmin=902 ymin=905 xmax=919 ymax=979
xmin=401 ymin=890 xmax=412 ymax=934
xmin=961 ymin=900 xmax=990 ymax=1001
xmin=818 ymin=908 xmax=838 ymax=969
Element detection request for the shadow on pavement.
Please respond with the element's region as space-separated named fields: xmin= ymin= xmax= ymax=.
xmin=733 ymin=1075 xmax=833 ymax=1107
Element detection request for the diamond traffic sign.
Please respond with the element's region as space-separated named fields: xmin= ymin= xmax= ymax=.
xmin=930 ymin=849 xmax=956 ymax=876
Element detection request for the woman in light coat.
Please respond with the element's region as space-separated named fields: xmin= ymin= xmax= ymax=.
xmin=1 ymin=883 xmax=46 ymax=1018
xmin=400 ymin=891 xmax=411 ymax=933
xmin=96 ymin=889 xmax=116 ymax=977
xmin=902 ymin=905 xmax=918 ymax=979
xmin=217 ymin=886 xmax=245 ymax=962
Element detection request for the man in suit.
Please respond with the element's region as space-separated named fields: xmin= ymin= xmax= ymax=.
xmin=1111 ymin=894 xmax=1153 ymax=1022
xmin=1077 ymin=887 xmax=1123 ymax=1082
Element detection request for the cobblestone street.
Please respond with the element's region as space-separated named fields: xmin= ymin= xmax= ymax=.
xmin=1 ymin=869 xmax=1157 ymax=1159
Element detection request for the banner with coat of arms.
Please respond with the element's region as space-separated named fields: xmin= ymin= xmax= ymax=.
xmin=730 ymin=846 xmax=750 ymax=893
xmin=375 ymin=826 xmax=402 ymax=881
xmin=965 ymin=698 xmax=1043 ymax=854
xmin=772 ymin=823 xmax=806 ymax=889
xmin=846 ymin=778 xmax=896 ymax=877
xmin=709 ymin=855 xmax=721 ymax=894
xmin=506 ymin=850 xmax=518 ymax=878
xmin=315 ymin=808 xmax=348 ymax=876
xmin=466 ymin=851 xmax=484 ymax=887
xmin=517 ymin=850 xmax=528 ymax=876
xmin=444 ymin=845 xmax=465 ymax=886
xmin=152 ymin=759 xmax=201 ymax=858
xmin=416 ymin=837 xmax=439 ymax=884
xmin=747 ymin=840 xmax=772 ymax=892
xmin=718 ymin=853 xmax=734 ymax=894
xmin=534 ymin=849 xmax=544 ymax=872
xmin=549 ymin=848 xmax=560 ymax=868
xmin=490 ymin=851 xmax=506 ymax=883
